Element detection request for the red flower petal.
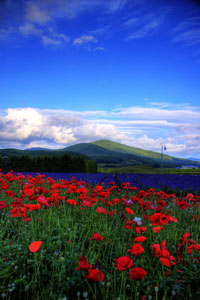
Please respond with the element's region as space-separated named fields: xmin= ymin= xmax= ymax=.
xmin=29 ymin=241 xmax=42 ymax=252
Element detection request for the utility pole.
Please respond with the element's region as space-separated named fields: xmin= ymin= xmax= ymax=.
xmin=161 ymin=145 xmax=166 ymax=175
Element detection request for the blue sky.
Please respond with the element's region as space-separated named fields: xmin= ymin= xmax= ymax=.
xmin=1 ymin=0 xmax=200 ymax=158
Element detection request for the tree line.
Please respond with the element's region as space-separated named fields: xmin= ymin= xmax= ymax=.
xmin=0 ymin=154 xmax=97 ymax=173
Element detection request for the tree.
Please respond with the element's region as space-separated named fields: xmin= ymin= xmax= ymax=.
xmin=86 ymin=159 xmax=98 ymax=173
xmin=60 ymin=154 xmax=73 ymax=172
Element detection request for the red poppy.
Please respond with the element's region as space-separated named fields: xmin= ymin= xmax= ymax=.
xmin=129 ymin=267 xmax=147 ymax=280
xmin=159 ymin=214 xmax=170 ymax=225
xmin=153 ymin=226 xmax=163 ymax=233
xmin=177 ymin=200 xmax=190 ymax=210
xmin=125 ymin=207 xmax=134 ymax=215
xmin=152 ymin=244 xmax=162 ymax=257
xmin=29 ymin=241 xmax=42 ymax=253
xmin=109 ymin=210 xmax=117 ymax=216
xmin=115 ymin=256 xmax=133 ymax=271
xmin=134 ymin=236 xmax=147 ymax=243
xmin=76 ymin=255 xmax=93 ymax=271
xmin=23 ymin=188 xmax=34 ymax=196
xmin=160 ymin=257 xmax=171 ymax=267
xmin=0 ymin=200 xmax=7 ymax=210
xmin=125 ymin=220 xmax=135 ymax=230
xmin=5 ymin=190 xmax=15 ymax=197
xmin=127 ymin=243 xmax=144 ymax=256
xmin=96 ymin=207 xmax=107 ymax=214
xmin=86 ymin=268 xmax=104 ymax=282
xmin=89 ymin=233 xmax=104 ymax=241
xmin=66 ymin=199 xmax=78 ymax=206
xmin=187 ymin=243 xmax=200 ymax=254
xmin=134 ymin=227 xmax=147 ymax=235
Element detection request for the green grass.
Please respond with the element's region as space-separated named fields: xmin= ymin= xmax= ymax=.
xmin=98 ymin=165 xmax=200 ymax=175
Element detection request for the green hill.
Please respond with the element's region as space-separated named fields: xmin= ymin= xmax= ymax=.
xmin=92 ymin=139 xmax=174 ymax=161
xmin=1 ymin=139 xmax=199 ymax=172
xmin=0 ymin=148 xmax=89 ymax=160
xmin=64 ymin=140 xmax=199 ymax=169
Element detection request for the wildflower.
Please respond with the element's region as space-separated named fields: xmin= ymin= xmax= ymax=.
xmin=86 ymin=268 xmax=104 ymax=282
xmin=134 ymin=217 xmax=142 ymax=226
xmin=127 ymin=243 xmax=144 ymax=256
xmin=153 ymin=226 xmax=163 ymax=233
xmin=134 ymin=236 xmax=147 ymax=243
xmin=89 ymin=233 xmax=104 ymax=241
xmin=152 ymin=244 xmax=162 ymax=257
xmin=125 ymin=207 xmax=134 ymax=215
xmin=96 ymin=207 xmax=107 ymax=214
xmin=125 ymin=199 xmax=133 ymax=205
xmin=114 ymin=256 xmax=133 ymax=271
xmin=0 ymin=200 xmax=7 ymax=210
xmin=76 ymin=255 xmax=92 ymax=271
xmin=129 ymin=267 xmax=147 ymax=280
xmin=29 ymin=241 xmax=42 ymax=253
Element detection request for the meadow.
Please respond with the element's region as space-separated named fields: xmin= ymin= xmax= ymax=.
xmin=0 ymin=170 xmax=199 ymax=300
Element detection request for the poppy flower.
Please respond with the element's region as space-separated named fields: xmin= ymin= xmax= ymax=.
xmin=23 ymin=188 xmax=34 ymax=196
xmin=125 ymin=207 xmax=134 ymax=215
xmin=76 ymin=255 xmax=93 ymax=271
xmin=152 ymin=244 xmax=162 ymax=257
xmin=153 ymin=226 xmax=163 ymax=233
xmin=134 ymin=236 xmax=147 ymax=243
xmin=160 ymin=257 xmax=171 ymax=267
xmin=86 ymin=268 xmax=104 ymax=282
xmin=129 ymin=267 xmax=147 ymax=280
xmin=127 ymin=243 xmax=144 ymax=256
xmin=96 ymin=207 xmax=107 ymax=214
xmin=0 ymin=200 xmax=7 ymax=210
xmin=115 ymin=256 xmax=133 ymax=271
xmin=89 ymin=233 xmax=104 ymax=241
xmin=29 ymin=241 xmax=42 ymax=253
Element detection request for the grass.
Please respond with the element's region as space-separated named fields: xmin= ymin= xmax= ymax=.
xmin=98 ymin=165 xmax=200 ymax=175
xmin=0 ymin=171 xmax=199 ymax=300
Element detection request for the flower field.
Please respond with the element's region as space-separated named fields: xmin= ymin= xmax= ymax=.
xmin=0 ymin=170 xmax=200 ymax=300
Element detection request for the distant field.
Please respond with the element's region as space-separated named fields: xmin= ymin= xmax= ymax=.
xmin=98 ymin=165 xmax=200 ymax=175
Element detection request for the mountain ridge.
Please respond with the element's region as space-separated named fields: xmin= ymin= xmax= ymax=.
xmin=1 ymin=139 xmax=199 ymax=169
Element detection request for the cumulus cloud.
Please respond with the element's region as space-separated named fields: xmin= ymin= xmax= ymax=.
xmin=0 ymin=104 xmax=200 ymax=158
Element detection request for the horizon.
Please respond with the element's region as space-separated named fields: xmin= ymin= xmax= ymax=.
xmin=0 ymin=138 xmax=200 ymax=161
xmin=1 ymin=0 xmax=200 ymax=159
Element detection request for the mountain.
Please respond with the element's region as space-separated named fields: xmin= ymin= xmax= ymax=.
xmin=91 ymin=139 xmax=174 ymax=160
xmin=64 ymin=139 xmax=199 ymax=169
xmin=1 ymin=139 xmax=199 ymax=170
xmin=25 ymin=147 xmax=52 ymax=151
xmin=187 ymin=157 xmax=200 ymax=161
xmin=0 ymin=148 xmax=89 ymax=159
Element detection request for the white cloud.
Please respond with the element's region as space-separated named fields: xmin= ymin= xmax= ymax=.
xmin=19 ymin=23 xmax=41 ymax=36
xmin=24 ymin=0 xmax=129 ymax=24
xmin=94 ymin=46 xmax=106 ymax=51
xmin=1 ymin=104 xmax=200 ymax=158
xmin=171 ymin=12 xmax=200 ymax=47
xmin=127 ymin=20 xmax=160 ymax=40
xmin=19 ymin=23 xmax=69 ymax=47
xmin=25 ymin=2 xmax=51 ymax=24
xmin=73 ymin=35 xmax=97 ymax=45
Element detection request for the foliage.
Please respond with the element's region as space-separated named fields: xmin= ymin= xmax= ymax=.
xmin=0 ymin=154 xmax=97 ymax=174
